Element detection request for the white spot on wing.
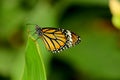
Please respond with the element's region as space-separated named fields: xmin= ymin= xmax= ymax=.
xmin=66 ymin=30 xmax=73 ymax=47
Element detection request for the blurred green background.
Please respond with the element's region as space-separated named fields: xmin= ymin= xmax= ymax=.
xmin=0 ymin=0 xmax=120 ymax=80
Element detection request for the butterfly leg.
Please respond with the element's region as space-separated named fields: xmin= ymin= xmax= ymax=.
xmin=34 ymin=37 xmax=39 ymax=42
xmin=32 ymin=31 xmax=37 ymax=36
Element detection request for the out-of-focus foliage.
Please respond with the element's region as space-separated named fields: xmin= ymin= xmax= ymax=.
xmin=0 ymin=0 xmax=120 ymax=80
xmin=109 ymin=0 xmax=120 ymax=29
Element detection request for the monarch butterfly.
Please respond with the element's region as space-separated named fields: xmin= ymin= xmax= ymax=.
xmin=29 ymin=25 xmax=81 ymax=53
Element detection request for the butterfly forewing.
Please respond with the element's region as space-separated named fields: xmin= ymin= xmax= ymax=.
xmin=71 ymin=32 xmax=80 ymax=45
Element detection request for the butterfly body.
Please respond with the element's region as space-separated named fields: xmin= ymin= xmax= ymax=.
xmin=34 ymin=25 xmax=81 ymax=53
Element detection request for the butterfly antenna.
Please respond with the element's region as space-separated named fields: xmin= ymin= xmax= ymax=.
xmin=26 ymin=23 xmax=36 ymax=33
xmin=26 ymin=23 xmax=38 ymax=26
xmin=26 ymin=23 xmax=40 ymax=29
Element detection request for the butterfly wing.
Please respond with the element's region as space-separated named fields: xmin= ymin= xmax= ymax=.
xmin=40 ymin=28 xmax=81 ymax=53
xmin=41 ymin=28 xmax=67 ymax=53
xmin=71 ymin=32 xmax=81 ymax=45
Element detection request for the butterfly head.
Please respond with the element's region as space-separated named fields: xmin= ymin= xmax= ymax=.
xmin=35 ymin=25 xmax=43 ymax=36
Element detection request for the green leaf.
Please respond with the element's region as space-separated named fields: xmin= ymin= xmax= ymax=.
xmin=22 ymin=35 xmax=47 ymax=80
